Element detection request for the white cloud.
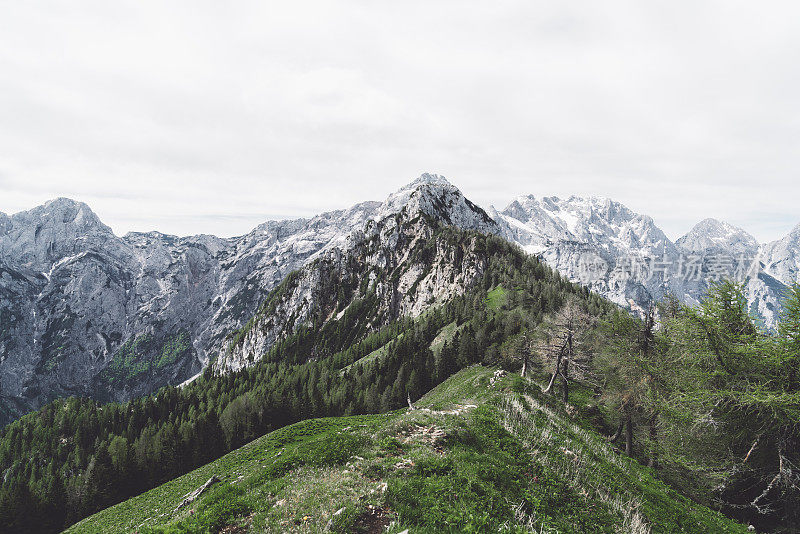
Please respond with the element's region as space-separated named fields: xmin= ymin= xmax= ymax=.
xmin=0 ymin=1 xmax=798 ymax=242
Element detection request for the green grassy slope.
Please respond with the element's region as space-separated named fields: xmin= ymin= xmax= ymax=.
xmin=485 ymin=285 xmax=509 ymax=310
xmin=340 ymin=334 xmax=404 ymax=374
xmin=67 ymin=367 xmax=748 ymax=534
xmin=341 ymin=318 xmax=461 ymax=375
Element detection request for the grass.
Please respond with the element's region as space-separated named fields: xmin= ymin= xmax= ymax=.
xmin=384 ymin=405 xmax=618 ymax=533
xmin=67 ymin=367 xmax=750 ymax=534
xmin=429 ymin=321 xmax=463 ymax=356
xmin=342 ymin=320 xmax=463 ymax=375
xmin=485 ymin=286 xmax=508 ymax=310
xmin=500 ymin=390 xmax=747 ymax=534
xmin=65 ymin=414 xmax=389 ymax=534
xmin=340 ymin=334 xmax=403 ymax=373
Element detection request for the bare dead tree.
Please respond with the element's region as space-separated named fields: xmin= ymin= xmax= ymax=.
xmin=516 ymin=333 xmax=537 ymax=378
xmin=537 ymin=298 xmax=596 ymax=404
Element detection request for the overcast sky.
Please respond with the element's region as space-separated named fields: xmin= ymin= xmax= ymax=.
xmin=1 ymin=1 xmax=799 ymax=242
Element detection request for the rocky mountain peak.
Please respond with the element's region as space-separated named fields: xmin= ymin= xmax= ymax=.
xmin=35 ymin=197 xmax=108 ymax=231
xmin=760 ymin=222 xmax=800 ymax=285
xmin=406 ymin=172 xmax=453 ymax=188
xmin=0 ymin=197 xmax=116 ymax=271
xmin=384 ymin=173 xmax=459 ymax=207
xmin=379 ymin=174 xmax=498 ymax=234
xmin=676 ymin=218 xmax=759 ymax=254
xmin=495 ymin=194 xmax=669 ymax=255
xmin=788 ymin=222 xmax=800 ymax=240
xmin=502 ymin=195 xmax=636 ymax=227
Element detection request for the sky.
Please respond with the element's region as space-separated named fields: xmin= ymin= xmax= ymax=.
xmin=1 ymin=1 xmax=799 ymax=243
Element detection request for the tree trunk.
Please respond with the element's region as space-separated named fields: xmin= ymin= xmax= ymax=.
xmin=647 ymin=413 xmax=658 ymax=468
xmin=625 ymin=409 xmax=634 ymax=456
xmin=562 ymin=332 xmax=573 ymax=404
xmin=608 ymin=420 xmax=625 ymax=443
xmin=543 ymin=344 xmax=564 ymax=395
xmin=544 ymin=338 xmax=568 ymax=394
xmin=543 ymin=367 xmax=558 ymax=395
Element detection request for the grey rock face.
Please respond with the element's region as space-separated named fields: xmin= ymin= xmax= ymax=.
xmin=0 ymin=198 xmax=382 ymax=422
xmin=490 ymin=195 xmax=680 ymax=312
xmin=675 ymin=219 xmax=785 ymax=326
xmin=761 ymin=223 xmax=800 ymax=287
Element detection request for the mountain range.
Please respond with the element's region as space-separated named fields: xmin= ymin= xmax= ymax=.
xmin=0 ymin=174 xmax=797 ymax=425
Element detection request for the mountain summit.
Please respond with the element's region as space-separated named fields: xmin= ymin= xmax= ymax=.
xmin=492 ymin=195 xmax=673 ymax=257
xmin=676 ymin=218 xmax=759 ymax=254
xmin=0 ymin=197 xmax=115 ymax=271
xmin=380 ymin=173 xmax=497 ymax=233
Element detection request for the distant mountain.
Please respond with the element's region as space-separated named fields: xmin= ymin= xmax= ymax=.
xmin=492 ymin=197 xmax=794 ymax=326
xmin=674 ymin=218 xmax=788 ymax=326
xmin=0 ymin=175 xmax=797 ymax=424
xmin=489 ymin=195 xmax=677 ymax=313
xmin=676 ymin=218 xmax=759 ymax=255
xmin=490 ymin=195 xmax=673 ymax=256
xmin=761 ymin=223 xmax=800 ymax=287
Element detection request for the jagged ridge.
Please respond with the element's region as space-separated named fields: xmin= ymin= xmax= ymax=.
xmin=1 ymin=175 xmax=799 ymax=425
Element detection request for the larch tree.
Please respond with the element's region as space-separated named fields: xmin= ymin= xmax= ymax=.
xmin=596 ymin=302 xmax=667 ymax=459
xmin=663 ymin=281 xmax=800 ymax=528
